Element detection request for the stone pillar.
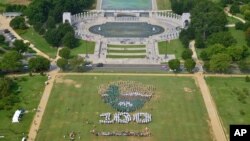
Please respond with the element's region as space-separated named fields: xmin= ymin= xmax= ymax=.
xmin=63 ymin=12 xmax=72 ymax=25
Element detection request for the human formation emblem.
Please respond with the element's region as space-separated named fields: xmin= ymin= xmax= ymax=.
xmin=92 ymin=81 xmax=155 ymax=136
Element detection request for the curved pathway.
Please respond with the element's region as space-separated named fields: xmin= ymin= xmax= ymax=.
xmin=224 ymin=7 xmax=246 ymax=23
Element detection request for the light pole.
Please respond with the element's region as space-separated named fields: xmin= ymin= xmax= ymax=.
xmin=165 ymin=39 xmax=168 ymax=59
xmin=85 ymin=40 xmax=89 ymax=58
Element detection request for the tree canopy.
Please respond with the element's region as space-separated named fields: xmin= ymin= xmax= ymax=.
xmin=59 ymin=47 xmax=71 ymax=59
xmin=200 ymin=44 xmax=226 ymax=61
xmin=0 ymin=77 xmax=12 ymax=99
xmin=28 ymin=56 xmax=50 ymax=72
xmin=0 ymin=51 xmax=22 ymax=72
xmin=168 ymin=59 xmax=180 ymax=71
xmin=57 ymin=58 xmax=68 ymax=70
xmin=13 ymin=40 xmax=29 ymax=53
xmin=182 ymin=49 xmax=193 ymax=60
xmin=206 ymin=32 xmax=236 ymax=47
xmin=209 ymin=53 xmax=232 ymax=72
xmin=184 ymin=59 xmax=196 ymax=72
xmin=10 ymin=16 xmax=27 ymax=30
xmin=26 ymin=0 xmax=94 ymax=25
xmin=0 ymin=35 xmax=5 ymax=44
xmin=44 ymin=23 xmax=76 ymax=47
xmin=190 ymin=1 xmax=227 ymax=40
xmin=246 ymin=27 xmax=250 ymax=46
xmin=170 ymin=0 xmax=202 ymax=14
xmin=62 ymin=32 xmax=78 ymax=48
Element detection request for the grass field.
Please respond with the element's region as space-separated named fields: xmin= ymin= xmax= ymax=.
xmin=36 ymin=75 xmax=212 ymax=141
xmin=0 ymin=0 xmax=30 ymax=5
xmin=108 ymin=44 xmax=145 ymax=48
xmin=0 ymin=75 xmax=46 ymax=141
xmin=106 ymin=55 xmax=146 ymax=58
xmin=206 ymin=77 xmax=250 ymax=138
xmin=107 ymin=49 xmax=146 ymax=53
xmin=229 ymin=28 xmax=248 ymax=47
xmin=156 ymin=0 xmax=171 ymax=10
xmin=158 ymin=39 xmax=185 ymax=59
xmin=17 ymin=28 xmax=57 ymax=58
xmin=71 ymin=40 xmax=95 ymax=56
xmin=227 ymin=16 xmax=240 ymax=24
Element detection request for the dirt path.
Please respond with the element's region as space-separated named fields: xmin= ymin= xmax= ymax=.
xmin=195 ymin=73 xmax=227 ymax=141
xmin=189 ymin=40 xmax=198 ymax=61
xmin=27 ymin=69 xmax=58 ymax=141
xmin=27 ymin=49 xmax=61 ymax=141
xmin=224 ymin=7 xmax=246 ymax=23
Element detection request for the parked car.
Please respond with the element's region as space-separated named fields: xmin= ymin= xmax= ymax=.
xmin=96 ymin=63 xmax=104 ymax=67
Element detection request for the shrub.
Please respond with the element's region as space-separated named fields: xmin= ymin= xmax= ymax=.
xmin=245 ymin=75 xmax=250 ymax=82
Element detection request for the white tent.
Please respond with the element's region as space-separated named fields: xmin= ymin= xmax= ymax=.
xmin=21 ymin=137 xmax=27 ymax=141
xmin=12 ymin=110 xmax=21 ymax=123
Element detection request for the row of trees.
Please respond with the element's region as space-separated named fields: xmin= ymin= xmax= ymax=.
xmin=168 ymin=58 xmax=196 ymax=73
xmin=56 ymin=47 xmax=89 ymax=72
xmin=179 ymin=1 xmax=227 ymax=48
xmin=200 ymin=43 xmax=249 ymax=72
xmin=0 ymin=77 xmax=19 ymax=110
xmin=5 ymin=4 xmax=27 ymax=12
xmin=25 ymin=0 xmax=94 ymax=25
xmin=0 ymin=37 xmax=50 ymax=73
xmin=170 ymin=0 xmax=202 ymax=14
xmin=9 ymin=0 xmax=94 ymax=49
xmin=44 ymin=23 xmax=78 ymax=48
xmin=0 ymin=50 xmax=50 ymax=73
xmin=10 ymin=16 xmax=27 ymax=30
xmin=174 ymin=0 xmax=250 ymax=73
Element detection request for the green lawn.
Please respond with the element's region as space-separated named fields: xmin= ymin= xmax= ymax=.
xmin=158 ymin=39 xmax=185 ymax=59
xmin=227 ymin=16 xmax=240 ymax=24
xmin=0 ymin=49 xmax=5 ymax=58
xmin=229 ymin=28 xmax=248 ymax=47
xmin=17 ymin=28 xmax=57 ymax=58
xmin=235 ymin=14 xmax=245 ymax=19
xmin=36 ymin=75 xmax=212 ymax=141
xmin=107 ymin=49 xmax=146 ymax=53
xmin=0 ymin=0 xmax=30 ymax=5
xmin=108 ymin=44 xmax=145 ymax=48
xmin=156 ymin=0 xmax=171 ymax=10
xmin=0 ymin=75 xmax=46 ymax=141
xmin=0 ymin=0 xmax=7 ymax=4
xmin=210 ymin=0 xmax=220 ymax=3
xmin=206 ymin=77 xmax=250 ymax=139
xmin=106 ymin=55 xmax=146 ymax=58
xmin=71 ymin=40 xmax=95 ymax=56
